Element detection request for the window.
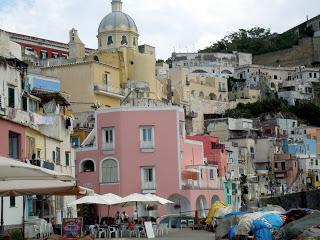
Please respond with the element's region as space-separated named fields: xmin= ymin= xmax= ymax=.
xmin=40 ymin=50 xmax=47 ymax=60
xmin=315 ymin=73 xmax=317 ymax=78
xmin=101 ymin=159 xmax=119 ymax=183
xmin=133 ymin=37 xmax=137 ymax=46
xmin=8 ymin=87 xmax=15 ymax=108
xmin=281 ymin=162 xmax=285 ymax=171
xmin=22 ymin=96 xmax=28 ymax=111
xmin=274 ymin=75 xmax=278 ymax=80
xmin=104 ymin=72 xmax=109 ymax=86
xmin=10 ymin=197 xmax=15 ymax=208
xmin=250 ymin=147 xmax=255 ymax=159
xmin=56 ymin=147 xmax=61 ymax=165
xmin=81 ymin=159 xmax=95 ymax=172
xmin=309 ymin=72 xmax=313 ymax=78
xmin=102 ymin=127 xmax=115 ymax=150
xmin=37 ymin=149 xmax=41 ymax=158
xmin=141 ymin=167 xmax=156 ymax=190
xmin=275 ymin=162 xmax=278 ymax=169
xmin=65 ymin=151 xmax=70 ymax=167
xmin=140 ymin=126 xmax=155 ymax=149
xmin=306 ymin=145 xmax=310 ymax=151
xmin=316 ymin=159 xmax=319 ymax=166
xmin=52 ymin=151 xmax=56 ymax=163
xmin=209 ymin=169 xmax=214 ymax=180
xmin=9 ymin=131 xmax=20 ymax=159
xmin=26 ymin=136 xmax=35 ymax=160
xmin=52 ymin=52 xmax=59 ymax=59
xmin=107 ymin=36 xmax=113 ymax=45
xmin=121 ymin=35 xmax=128 ymax=45
xmin=71 ymin=136 xmax=80 ymax=148
xmin=29 ymin=98 xmax=38 ymax=113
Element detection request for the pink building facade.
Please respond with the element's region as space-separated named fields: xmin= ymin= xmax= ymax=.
xmin=76 ymin=107 xmax=224 ymax=219
xmin=0 ymin=118 xmax=26 ymax=159
xmin=186 ymin=136 xmax=227 ymax=177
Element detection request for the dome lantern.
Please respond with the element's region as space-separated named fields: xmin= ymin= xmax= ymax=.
xmin=111 ymin=0 xmax=122 ymax=12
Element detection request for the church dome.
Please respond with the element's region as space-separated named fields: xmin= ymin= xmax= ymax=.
xmin=98 ymin=11 xmax=138 ymax=34
xmin=98 ymin=0 xmax=138 ymax=34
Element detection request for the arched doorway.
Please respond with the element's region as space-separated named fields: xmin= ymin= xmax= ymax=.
xmin=211 ymin=195 xmax=220 ymax=205
xmin=196 ymin=195 xmax=207 ymax=218
xmin=167 ymin=194 xmax=191 ymax=215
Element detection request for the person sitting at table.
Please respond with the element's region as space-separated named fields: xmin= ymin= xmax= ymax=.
xmin=121 ymin=211 xmax=128 ymax=223
xmin=128 ymin=219 xmax=136 ymax=231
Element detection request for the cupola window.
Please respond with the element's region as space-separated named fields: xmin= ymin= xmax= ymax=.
xmin=133 ymin=37 xmax=137 ymax=46
xmin=121 ymin=35 xmax=128 ymax=45
xmin=107 ymin=36 xmax=114 ymax=45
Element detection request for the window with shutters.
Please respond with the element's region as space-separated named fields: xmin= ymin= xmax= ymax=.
xmin=101 ymin=159 xmax=119 ymax=183
xmin=140 ymin=126 xmax=155 ymax=150
xmin=102 ymin=127 xmax=115 ymax=151
xmin=141 ymin=167 xmax=156 ymax=190
xmin=26 ymin=136 xmax=35 ymax=160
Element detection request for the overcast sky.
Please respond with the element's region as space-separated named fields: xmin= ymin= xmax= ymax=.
xmin=0 ymin=0 xmax=319 ymax=59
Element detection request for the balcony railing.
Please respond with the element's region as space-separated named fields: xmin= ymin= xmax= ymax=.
xmin=182 ymin=179 xmax=223 ymax=190
xmin=141 ymin=181 xmax=156 ymax=192
xmin=94 ymin=84 xmax=125 ymax=97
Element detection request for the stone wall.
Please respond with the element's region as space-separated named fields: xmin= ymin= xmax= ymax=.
xmin=253 ymin=37 xmax=320 ymax=67
xmin=260 ymin=190 xmax=320 ymax=210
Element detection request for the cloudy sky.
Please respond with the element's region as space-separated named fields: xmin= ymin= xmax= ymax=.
xmin=0 ymin=0 xmax=319 ymax=59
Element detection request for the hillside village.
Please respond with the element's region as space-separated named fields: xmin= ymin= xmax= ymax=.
xmin=0 ymin=0 xmax=320 ymax=236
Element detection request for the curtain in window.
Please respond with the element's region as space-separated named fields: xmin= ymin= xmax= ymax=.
xmin=102 ymin=159 xmax=118 ymax=183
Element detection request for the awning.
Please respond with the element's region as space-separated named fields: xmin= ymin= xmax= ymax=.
xmin=0 ymin=157 xmax=75 ymax=181
xmin=0 ymin=180 xmax=93 ymax=197
xmin=31 ymin=90 xmax=70 ymax=106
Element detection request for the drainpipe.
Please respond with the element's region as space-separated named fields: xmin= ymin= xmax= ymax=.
xmin=0 ymin=197 xmax=4 ymax=236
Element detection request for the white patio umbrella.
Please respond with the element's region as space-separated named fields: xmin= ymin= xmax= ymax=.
xmin=0 ymin=157 xmax=74 ymax=181
xmin=67 ymin=194 xmax=116 ymax=206
xmin=116 ymin=193 xmax=161 ymax=219
xmin=145 ymin=194 xmax=174 ymax=205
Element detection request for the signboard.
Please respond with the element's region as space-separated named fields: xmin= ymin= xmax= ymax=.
xmin=144 ymin=221 xmax=155 ymax=238
xmin=62 ymin=218 xmax=83 ymax=240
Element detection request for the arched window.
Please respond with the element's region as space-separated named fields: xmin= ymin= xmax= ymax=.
xmin=191 ymin=90 xmax=195 ymax=97
xmin=121 ymin=36 xmax=128 ymax=45
xmin=101 ymin=159 xmax=119 ymax=183
xmin=270 ymin=82 xmax=276 ymax=88
xmin=93 ymin=56 xmax=99 ymax=62
xmin=107 ymin=36 xmax=113 ymax=45
xmin=209 ymin=93 xmax=217 ymax=100
xmin=80 ymin=159 xmax=95 ymax=173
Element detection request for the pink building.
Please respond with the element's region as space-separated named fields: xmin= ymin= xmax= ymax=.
xmin=76 ymin=107 xmax=224 ymax=220
xmin=186 ymin=136 xmax=227 ymax=177
xmin=0 ymin=118 xmax=26 ymax=159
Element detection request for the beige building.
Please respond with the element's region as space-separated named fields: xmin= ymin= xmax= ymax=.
xmin=41 ymin=0 xmax=164 ymax=113
xmin=228 ymin=88 xmax=261 ymax=104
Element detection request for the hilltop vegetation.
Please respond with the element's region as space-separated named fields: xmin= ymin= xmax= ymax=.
xmin=225 ymin=98 xmax=320 ymax=127
xmin=199 ymin=27 xmax=314 ymax=55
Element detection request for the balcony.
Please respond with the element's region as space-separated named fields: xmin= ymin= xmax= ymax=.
xmin=27 ymin=159 xmax=55 ymax=171
xmin=141 ymin=181 xmax=156 ymax=193
xmin=94 ymin=84 xmax=125 ymax=99
xmin=181 ymin=179 xmax=223 ymax=190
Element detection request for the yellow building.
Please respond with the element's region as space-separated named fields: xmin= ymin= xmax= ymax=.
xmin=41 ymin=0 xmax=163 ymax=113
xmin=25 ymin=128 xmax=45 ymax=160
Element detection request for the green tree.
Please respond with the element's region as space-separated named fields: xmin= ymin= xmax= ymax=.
xmin=199 ymin=27 xmax=299 ymax=55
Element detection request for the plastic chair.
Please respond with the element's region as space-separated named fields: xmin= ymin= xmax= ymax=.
xmin=188 ymin=219 xmax=195 ymax=226
xmin=98 ymin=227 xmax=107 ymax=239
xmin=160 ymin=223 xmax=169 ymax=235
xmin=180 ymin=219 xmax=188 ymax=229
xmin=118 ymin=224 xmax=127 ymax=238
xmin=89 ymin=225 xmax=98 ymax=237
xmin=152 ymin=224 xmax=160 ymax=237
xmin=108 ymin=226 xmax=118 ymax=238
